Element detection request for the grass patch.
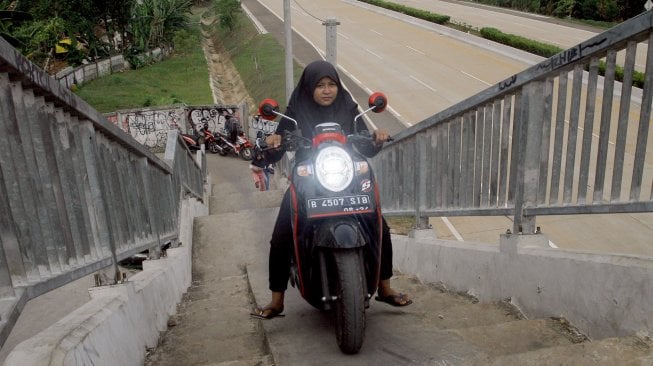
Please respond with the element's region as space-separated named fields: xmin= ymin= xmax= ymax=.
xmin=385 ymin=216 xmax=417 ymax=235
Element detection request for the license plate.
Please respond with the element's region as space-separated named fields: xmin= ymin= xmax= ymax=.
xmin=307 ymin=195 xmax=373 ymax=218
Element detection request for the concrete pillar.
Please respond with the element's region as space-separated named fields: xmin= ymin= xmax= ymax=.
xmin=323 ymin=18 xmax=340 ymax=65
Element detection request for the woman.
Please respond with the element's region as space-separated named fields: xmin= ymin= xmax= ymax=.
xmin=253 ymin=60 xmax=411 ymax=319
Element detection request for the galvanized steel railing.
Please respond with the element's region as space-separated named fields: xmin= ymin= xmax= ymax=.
xmin=0 ymin=37 xmax=206 ymax=346
xmin=373 ymin=11 xmax=653 ymax=234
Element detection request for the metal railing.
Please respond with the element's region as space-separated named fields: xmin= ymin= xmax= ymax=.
xmin=0 ymin=37 xmax=207 ymax=346
xmin=372 ymin=11 xmax=653 ymax=234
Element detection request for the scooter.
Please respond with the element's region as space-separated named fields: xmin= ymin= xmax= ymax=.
xmin=180 ymin=128 xmax=205 ymax=153
xmin=181 ymin=123 xmax=220 ymax=153
xmin=214 ymin=129 xmax=254 ymax=160
xmin=258 ymin=92 xmax=391 ymax=354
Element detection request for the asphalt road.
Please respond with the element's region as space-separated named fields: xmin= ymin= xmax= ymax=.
xmin=255 ymin=0 xmax=541 ymax=125
xmin=392 ymin=0 xmax=649 ymax=71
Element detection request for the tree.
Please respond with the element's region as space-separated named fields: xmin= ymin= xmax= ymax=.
xmin=131 ymin=0 xmax=192 ymax=51
xmin=554 ymin=0 xmax=576 ymax=17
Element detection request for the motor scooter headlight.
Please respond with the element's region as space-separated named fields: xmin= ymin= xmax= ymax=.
xmin=315 ymin=146 xmax=354 ymax=192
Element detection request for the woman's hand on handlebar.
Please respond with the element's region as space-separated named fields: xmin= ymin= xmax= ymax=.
xmin=373 ymin=128 xmax=391 ymax=146
xmin=265 ymin=133 xmax=282 ymax=149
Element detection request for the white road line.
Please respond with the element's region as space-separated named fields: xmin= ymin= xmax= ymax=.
xmin=338 ymin=32 xmax=350 ymax=40
xmin=406 ymin=45 xmax=425 ymax=55
xmin=548 ymin=240 xmax=559 ymax=248
xmin=441 ymin=217 xmax=464 ymax=241
xmin=241 ymin=4 xmax=267 ymax=34
xmin=410 ymin=75 xmax=437 ymax=92
xmin=365 ymin=48 xmax=382 ymax=59
xmin=371 ymin=29 xmax=383 ymax=36
xmin=388 ymin=106 xmax=404 ymax=120
xmin=565 ymin=119 xmax=615 ymax=146
xmin=461 ymin=70 xmax=491 ymax=86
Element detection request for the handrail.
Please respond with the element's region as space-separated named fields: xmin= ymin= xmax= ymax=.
xmin=0 ymin=36 xmax=207 ymax=347
xmin=372 ymin=10 xmax=653 ymax=234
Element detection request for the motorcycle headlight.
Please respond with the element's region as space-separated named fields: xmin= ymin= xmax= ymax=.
xmin=315 ymin=146 xmax=354 ymax=192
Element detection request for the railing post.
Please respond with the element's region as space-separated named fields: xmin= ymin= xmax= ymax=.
xmin=413 ymin=133 xmax=430 ymax=231
xmin=513 ymin=81 xmax=545 ymax=235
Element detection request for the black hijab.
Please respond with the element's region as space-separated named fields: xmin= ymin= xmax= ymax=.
xmin=277 ymin=60 xmax=360 ymax=138
xmin=270 ymin=60 xmax=379 ymax=163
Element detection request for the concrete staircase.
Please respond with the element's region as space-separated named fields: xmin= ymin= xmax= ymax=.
xmin=145 ymin=156 xmax=652 ymax=365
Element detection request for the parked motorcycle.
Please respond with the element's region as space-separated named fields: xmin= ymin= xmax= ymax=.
xmin=180 ymin=127 xmax=205 ymax=153
xmin=258 ymin=92 xmax=391 ymax=354
xmin=181 ymin=123 xmax=220 ymax=153
xmin=214 ymin=130 xmax=254 ymax=160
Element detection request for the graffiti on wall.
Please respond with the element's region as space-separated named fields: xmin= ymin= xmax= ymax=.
xmin=124 ymin=108 xmax=184 ymax=148
xmin=249 ymin=115 xmax=278 ymax=138
xmin=108 ymin=105 xmax=242 ymax=150
xmin=187 ymin=106 xmax=239 ymax=135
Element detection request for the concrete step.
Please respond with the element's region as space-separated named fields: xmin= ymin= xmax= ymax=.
xmin=387 ymin=272 xmax=525 ymax=326
xmin=144 ymin=274 xmax=269 ymax=366
xmin=451 ymin=318 xmax=584 ymax=358
xmin=204 ymin=355 xmax=275 ymax=366
xmin=209 ymin=185 xmax=284 ymax=214
xmin=489 ymin=334 xmax=653 ymax=365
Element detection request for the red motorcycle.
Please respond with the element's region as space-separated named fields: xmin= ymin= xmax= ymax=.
xmin=214 ymin=130 xmax=254 ymax=160
xmin=181 ymin=123 xmax=220 ymax=154
xmin=258 ymin=92 xmax=391 ymax=354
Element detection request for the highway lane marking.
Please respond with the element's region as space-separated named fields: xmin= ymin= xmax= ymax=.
xmin=441 ymin=217 xmax=464 ymax=241
xmin=410 ymin=75 xmax=437 ymax=92
xmin=460 ymin=71 xmax=491 ymax=86
xmin=406 ymin=45 xmax=425 ymax=55
xmin=339 ymin=68 xmax=410 ymax=127
xmin=359 ymin=85 xmax=409 ymax=125
xmin=565 ymin=119 xmax=616 ymax=146
xmin=365 ymin=48 xmax=383 ymax=59
xmin=338 ymin=32 xmax=350 ymax=40
xmin=371 ymin=29 xmax=384 ymax=36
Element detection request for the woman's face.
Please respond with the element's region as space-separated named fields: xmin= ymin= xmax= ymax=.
xmin=312 ymin=77 xmax=338 ymax=107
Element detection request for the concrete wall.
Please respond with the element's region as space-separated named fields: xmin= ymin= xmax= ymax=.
xmin=2 ymin=195 xmax=209 ymax=366
xmin=105 ymin=104 xmax=245 ymax=150
xmin=392 ymin=231 xmax=653 ymax=340
xmin=55 ymin=48 xmax=171 ymax=90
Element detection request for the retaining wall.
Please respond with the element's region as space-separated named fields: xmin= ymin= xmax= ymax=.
xmin=392 ymin=231 xmax=653 ymax=340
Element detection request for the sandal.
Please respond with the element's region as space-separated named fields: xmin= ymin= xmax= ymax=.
xmin=375 ymin=293 xmax=413 ymax=307
xmin=250 ymin=306 xmax=285 ymax=319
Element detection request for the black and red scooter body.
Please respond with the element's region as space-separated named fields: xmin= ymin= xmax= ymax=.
xmin=288 ymin=123 xmax=383 ymax=310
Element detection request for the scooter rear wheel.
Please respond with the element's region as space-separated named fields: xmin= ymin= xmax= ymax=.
xmin=240 ymin=147 xmax=253 ymax=160
xmin=333 ymin=250 xmax=366 ymax=354
xmin=207 ymin=141 xmax=220 ymax=154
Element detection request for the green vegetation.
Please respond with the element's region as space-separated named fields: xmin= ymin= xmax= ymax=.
xmin=480 ymin=27 xmax=563 ymax=58
xmin=358 ymin=0 xmax=450 ymax=24
xmin=75 ymin=3 xmax=303 ymax=114
xmin=467 ymin=0 xmax=642 ymax=23
xmin=207 ymin=7 xmax=303 ymax=111
xmin=75 ymin=11 xmax=212 ymax=113
xmin=1 ymin=0 xmax=195 ymax=73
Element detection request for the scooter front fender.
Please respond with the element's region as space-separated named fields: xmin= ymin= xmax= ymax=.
xmin=314 ymin=218 xmax=365 ymax=249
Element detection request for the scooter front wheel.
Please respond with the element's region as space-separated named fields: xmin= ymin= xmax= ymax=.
xmin=333 ymin=250 xmax=366 ymax=354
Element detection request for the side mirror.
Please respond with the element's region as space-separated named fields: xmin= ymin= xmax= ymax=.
xmin=368 ymin=92 xmax=387 ymax=113
xmin=259 ymin=99 xmax=279 ymax=120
